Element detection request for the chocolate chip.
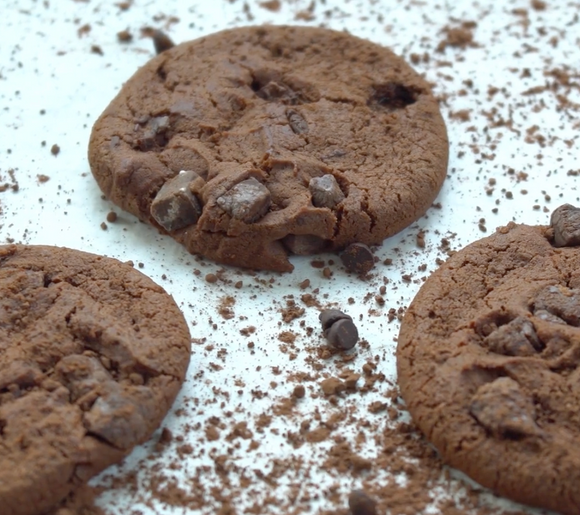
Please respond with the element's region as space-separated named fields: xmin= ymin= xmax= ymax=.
xmin=469 ymin=377 xmax=539 ymax=439
xmin=484 ymin=316 xmax=543 ymax=356
xmin=282 ymin=234 xmax=327 ymax=255
xmin=319 ymin=309 xmax=351 ymax=331
xmin=369 ymin=82 xmax=419 ymax=109
xmin=287 ymin=109 xmax=308 ymax=134
xmin=217 ymin=177 xmax=271 ymax=223
xmin=340 ymin=243 xmax=375 ymax=274
xmin=551 ymin=204 xmax=580 ymax=247
xmin=309 ymin=174 xmax=345 ymax=209
xmin=325 ymin=319 xmax=359 ymax=350
xmin=151 ymin=170 xmax=202 ymax=232
xmin=534 ymin=285 xmax=580 ymax=327
xmin=319 ymin=310 xmax=359 ymax=350
xmin=152 ymin=30 xmax=175 ymax=54
xmin=348 ymin=490 xmax=377 ymax=515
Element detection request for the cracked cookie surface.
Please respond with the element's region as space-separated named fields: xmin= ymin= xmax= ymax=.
xmin=0 ymin=245 xmax=191 ymax=515
xmin=397 ymin=222 xmax=580 ymax=515
xmin=88 ymin=25 xmax=448 ymax=271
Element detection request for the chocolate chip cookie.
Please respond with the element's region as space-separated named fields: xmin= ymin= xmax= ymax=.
xmin=0 ymin=245 xmax=191 ymax=515
xmin=89 ymin=25 xmax=448 ymax=271
xmin=397 ymin=210 xmax=580 ymax=515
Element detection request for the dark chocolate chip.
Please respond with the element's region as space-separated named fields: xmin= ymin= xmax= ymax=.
xmin=340 ymin=243 xmax=375 ymax=274
xmin=324 ymin=318 xmax=359 ymax=350
xmin=287 ymin=109 xmax=308 ymax=134
xmin=469 ymin=377 xmax=539 ymax=439
xmin=217 ymin=177 xmax=271 ymax=223
xmin=152 ymin=30 xmax=175 ymax=54
xmin=484 ymin=316 xmax=543 ymax=356
xmin=309 ymin=174 xmax=345 ymax=209
xmin=319 ymin=309 xmax=352 ymax=331
xmin=282 ymin=234 xmax=327 ymax=255
xmin=369 ymin=82 xmax=419 ymax=109
xmin=348 ymin=490 xmax=377 ymax=515
xmin=551 ymin=204 xmax=580 ymax=247
xmin=151 ymin=170 xmax=202 ymax=232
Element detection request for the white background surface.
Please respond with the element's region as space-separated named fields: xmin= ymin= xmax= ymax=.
xmin=1 ymin=0 xmax=579 ymax=514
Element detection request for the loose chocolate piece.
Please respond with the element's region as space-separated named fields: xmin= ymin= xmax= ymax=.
xmin=152 ymin=30 xmax=175 ymax=54
xmin=551 ymin=204 xmax=580 ymax=247
xmin=217 ymin=177 xmax=271 ymax=223
xmin=282 ymin=234 xmax=327 ymax=255
xmin=469 ymin=377 xmax=540 ymax=439
xmin=534 ymin=285 xmax=580 ymax=327
xmin=340 ymin=243 xmax=375 ymax=274
xmin=309 ymin=174 xmax=345 ymax=209
xmin=151 ymin=170 xmax=202 ymax=232
xmin=319 ymin=309 xmax=352 ymax=331
xmin=348 ymin=490 xmax=377 ymax=515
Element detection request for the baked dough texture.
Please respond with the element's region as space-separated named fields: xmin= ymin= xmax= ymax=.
xmin=397 ymin=223 xmax=580 ymax=515
xmin=89 ymin=26 xmax=448 ymax=271
xmin=0 ymin=245 xmax=191 ymax=515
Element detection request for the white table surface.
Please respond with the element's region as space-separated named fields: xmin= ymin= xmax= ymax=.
xmin=1 ymin=0 xmax=577 ymax=513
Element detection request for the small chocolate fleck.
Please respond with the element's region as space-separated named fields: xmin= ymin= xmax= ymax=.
xmin=117 ymin=29 xmax=133 ymax=42
xmin=106 ymin=211 xmax=118 ymax=223
xmin=340 ymin=243 xmax=374 ymax=274
xmin=50 ymin=144 xmax=60 ymax=156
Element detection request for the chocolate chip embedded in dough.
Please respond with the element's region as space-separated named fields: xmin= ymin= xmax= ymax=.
xmin=309 ymin=174 xmax=345 ymax=209
xmin=340 ymin=243 xmax=375 ymax=274
xmin=348 ymin=489 xmax=378 ymax=515
xmin=282 ymin=234 xmax=327 ymax=255
xmin=534 ymin=285 xmax=580 ymax=327
xmin=216 ymin=177 xmax=271 ymax=223
xmin=469 ymin=377 xmax=540 ymax=439
xmin=551 ymin=204 xmax=580 ymax=247
xmin=152 ymin=30 xmax=175 ymax=54
xmin=151 ymin=170 xmax=202 ymax=232
xmin=484 ymin=316 xmax=543 ymax=356
xmin=287 ymin=109 xmax=308 ymax=134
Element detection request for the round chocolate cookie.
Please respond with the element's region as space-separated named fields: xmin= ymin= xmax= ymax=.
xmin=397 ymin=216 xmax=580 ymax=515
xmin=0 ymin=245 xmax=191 ymax=515
xmin=89 ymin=26 xmax=448 ymax=271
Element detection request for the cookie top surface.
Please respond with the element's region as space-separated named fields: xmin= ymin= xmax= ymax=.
xmin=397 ymin=222 xmax=580 ymax=515
xmin=0 ymin=245 xmax=191 ymax=515
xmin=89 ymin=25 xmax=448 ymax=271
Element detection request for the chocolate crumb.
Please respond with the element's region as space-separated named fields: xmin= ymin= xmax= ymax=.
xmin=50 ymin=144 xmax=60 ymax=156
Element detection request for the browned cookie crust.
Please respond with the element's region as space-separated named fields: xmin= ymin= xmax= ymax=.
xmin=0 ymin=245 xmax=191 ymax=515
xmin=397 ymin=222 xmax=580 ymax=515
xmin=89 ymin=26 xmax=448 ymax=271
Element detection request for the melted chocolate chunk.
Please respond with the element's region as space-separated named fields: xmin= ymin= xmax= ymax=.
xmin=484 ymin=316 xmax=543 ymax=356
xmin=309 ymin=174 xmax=345 ymax=209
xmin=217 ymin=177 xmax=271 ymax=223
xmin=469 ymin=377 xmax=539 ymax=439
xmin=282 ymin=234 xmax=327 ymax=255
xmin=151 ymin=170 xmax=202 ymax=232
